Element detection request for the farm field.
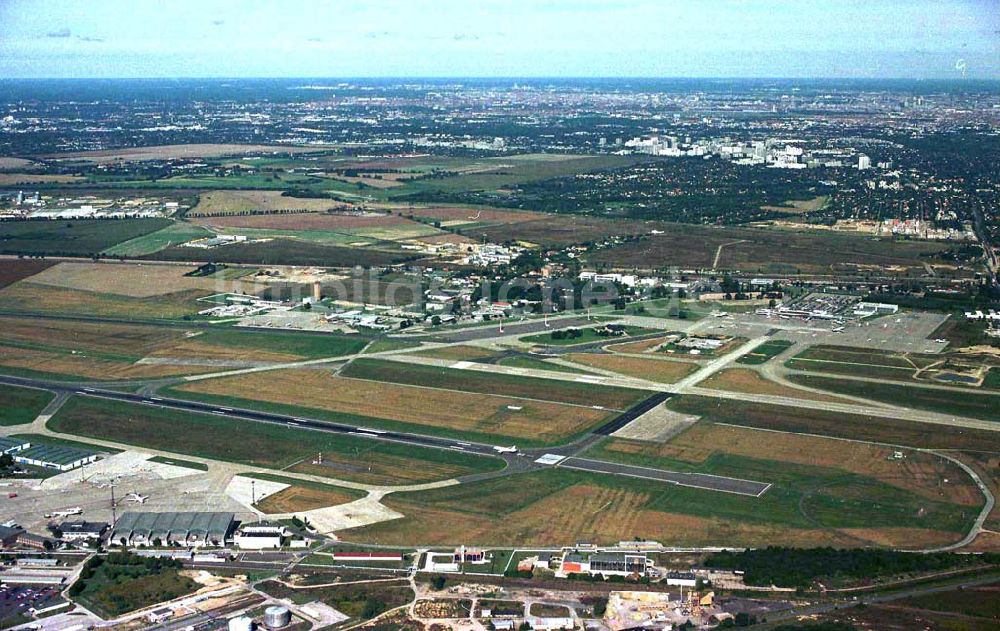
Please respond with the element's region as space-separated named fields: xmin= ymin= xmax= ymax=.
xmin=0 ymin=173 xmax=84 ymax=185
xmin=23 ymin=261 xmax=257 ymax=297
xmin=188 ymin=189 xmax=344 ymax=216
xmin=341 ymin=358 xmax=647 ymax=410
xmin=665 ymin=394 xmax=1000 ymax=452
xmin=0 ymin=317 xmax=367 ymax=380
xmin=0 ymin=259 xmax=55 ymax=288
xmin=174 ymin=367 xmax=612 ymax=444
xmin=147 ymin=239 xmax=417 ymax=267
xmin=788 ymin=374 xmax=1000 ymax=423
xmin=0 ymin=385 xmax=54 ymax=425
xmin=696 ymin=368 xmax=851 ymax=403
xmin=589 ymin=224 xmax=956 ymax=274
xmin=345 ymin=461 xmax=973 ymax=549
xmin=42 ymin=143 xmax=325 ymax=164
xmin=47 ymin=396 xmax=502 ymax=485
xmin=564 ymin=353 xmax=697 ymax=384
xmin=0 ymin=218 xmax=173 ymax=256
xmin=391 ymin=154 xmax=644 ymax=196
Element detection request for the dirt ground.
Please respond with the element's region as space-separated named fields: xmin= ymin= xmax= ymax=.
xmin=0 ymin=260 xmax=55 ymax=288
xmin=177 ymin=369 xmax=610 ymax=443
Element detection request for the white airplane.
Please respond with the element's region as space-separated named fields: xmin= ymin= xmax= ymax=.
xmin=493 ymin=445 xmax=518 ymax=454
xmin=46 ymin=507 xmax=82 ymax=518
xmin=831 ymin=326 xmax=845 ymax=332
xmin=122 ymin=492 xmax=149 ymax=505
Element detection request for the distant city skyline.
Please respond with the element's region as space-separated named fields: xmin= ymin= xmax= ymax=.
xmin=0 ymin=0 xmax=997 ymax=80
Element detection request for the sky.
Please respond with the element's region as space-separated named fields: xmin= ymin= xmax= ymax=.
xmin=0 ymin=0 xmax=997 ymax=79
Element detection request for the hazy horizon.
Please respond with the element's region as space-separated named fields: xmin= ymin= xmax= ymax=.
xmin=1 ymin=0 xmax=997 ymax=80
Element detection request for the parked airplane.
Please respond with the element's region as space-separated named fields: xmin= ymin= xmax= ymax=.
xmin=493 ymin=445 xmax=518 ymax=453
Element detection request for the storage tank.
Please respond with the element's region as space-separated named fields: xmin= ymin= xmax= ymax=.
xmin=264 ymin=605 xmax=292 ymax=629
xmin=228 ymin=616 xmax=254 ymax=631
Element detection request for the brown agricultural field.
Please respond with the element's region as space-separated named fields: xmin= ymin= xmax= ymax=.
xmin=189 ymin=190 xmax=342 ymax=216
xmin=564 ymin=353 xmax=697 ymax=384
xmin=0 ymin=173 xmax=84 ymax=185
xmin=24 ymin=261 xmax=260 ymax=298
xmin=177 ymin=368 xmax=610 ymax=442
xmin=406 ymin=206 xmax=544 ymax=224
xmin=0 ymin=260 xmax=55 ymax=289
xmin=191 ymin=211 xmax=415 ymax=231
xmin=42 ymin=144 xmax=322 ymax=164
xmin=0 ymin=157 xmax=38 ymax=170
xmin=696 ymin=368 xmax=853 ymax=403
xmin=255 ymin=484 xmax=359 ymax=514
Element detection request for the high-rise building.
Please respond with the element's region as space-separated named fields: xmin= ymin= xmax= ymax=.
xmin=858 ymin=155 xmax=871 ymax=170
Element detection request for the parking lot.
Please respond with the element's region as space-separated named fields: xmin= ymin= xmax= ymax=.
xmin=0 ymin=584 xmax=68 ymax=627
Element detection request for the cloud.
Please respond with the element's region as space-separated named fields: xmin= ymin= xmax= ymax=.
xmin=211 ymin=19 xmax=225 ymax=26
xmin=453 ymin=34 xmax=480 ymax=41
xmin=45 ymin=28 xmax=72 ymax=38
xmin=306 ymin=37 xmax=324 ymax=43
xmin=365 ymin=31 xmax=391 ymax=39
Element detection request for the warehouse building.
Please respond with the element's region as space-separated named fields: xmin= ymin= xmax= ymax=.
xmin=0 ymin=437 xmax=30 ymax=455
xmin=110 ymin=512 xmax=235 ymax=547
xmin=559 ymin=551 xmax=649 ymax=578
xmin=13 ymin=444 xmax=98 ymax=471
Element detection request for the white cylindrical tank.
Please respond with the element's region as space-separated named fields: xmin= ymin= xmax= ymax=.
xmin=264 ymin=605 xmax=292 ymax=629
xmin=228 ymin=616 xmax=254 ymax=631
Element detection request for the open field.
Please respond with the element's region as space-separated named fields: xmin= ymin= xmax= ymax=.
xmin=589 ymin=224 xmax=956 ymax=273
xmin=736 ymin=339 xmax=794 ymax=364
xmin=0 ymin=259 xmax=55 ymax=288
xmin=589 ymin=423 xmax=982 ymax=507
xmin=0 ymin=173 xmax=85 ymax=185
xmin=410 ymin=345 xmax=502 ymax=361
xmin=188 ymin=190 xmax=347 ymax=216
xmin=175 ymin=367 xmax=612 ymax=444
xmin=496 ymin=354 xmax=597 ymax=374
xmin=0 ymin=385 xmax=54 ymax=425
xmin=0 ymin=218 xmax=173 ymax=256
xmin=0 ymin=157 xmax=37 ymax=170
xmin=478 ymin=215 xmax=666 ymax=247
xmin=0 ymin=317 xmax=367 ymax=380
xmin=564 ymin=353 xmax=698 ymax=384
xmin=192 ymin=209 xmax=414 ymax=230
xmin=405 ymin=206 xmax=545 ymax=226
xmin=697 ymin=368 xmax=851 ymax=403
xmin=789 ymin=374 xmax=1000 ymax=423
xmin=41 ymin=143 xmax=325 ymax=164
xmin=24 ymin=261 xmax=258 ymax=297
xmin=342 ymin=358 xmax=647 ymax=410
xmin=345 ymin=463 xmax=973 ymax=548
xmin=666 ymin=395 xmax=1000 ymax=451
xmin=102 ymin=221 xmax=213 ymax=256
xmin=147 ymin=239 xmax=416 ymax=267
xmin=251 ymin=475 xmax=363 ymax=513
xmin=47 ymin=396 xmax=502 ymax=485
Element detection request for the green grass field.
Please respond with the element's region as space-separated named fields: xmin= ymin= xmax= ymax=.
xmin=0 ymin=385 xmax=54 ymax=425
xmin=147 ymin=455 xmax=209 ymax=471
xmin=0 ymin=218 xmax=173 ymax=256
xmin=102 ymin=221 xmax=213 ymax=256
xmin=195 ymin=328 xmax=370 ymax=358
xmin=47 ymin=396 xmax=503 ymax=485
xmin=787 ymin=374 xmax=1000 ymax=423
xmin=665 ymin=395 xmax=1000 ymax=452
xmin=737 ymin=340 xmax=794 ymax=365
xmin=341 ymin=358 xmax=646 ymax=409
